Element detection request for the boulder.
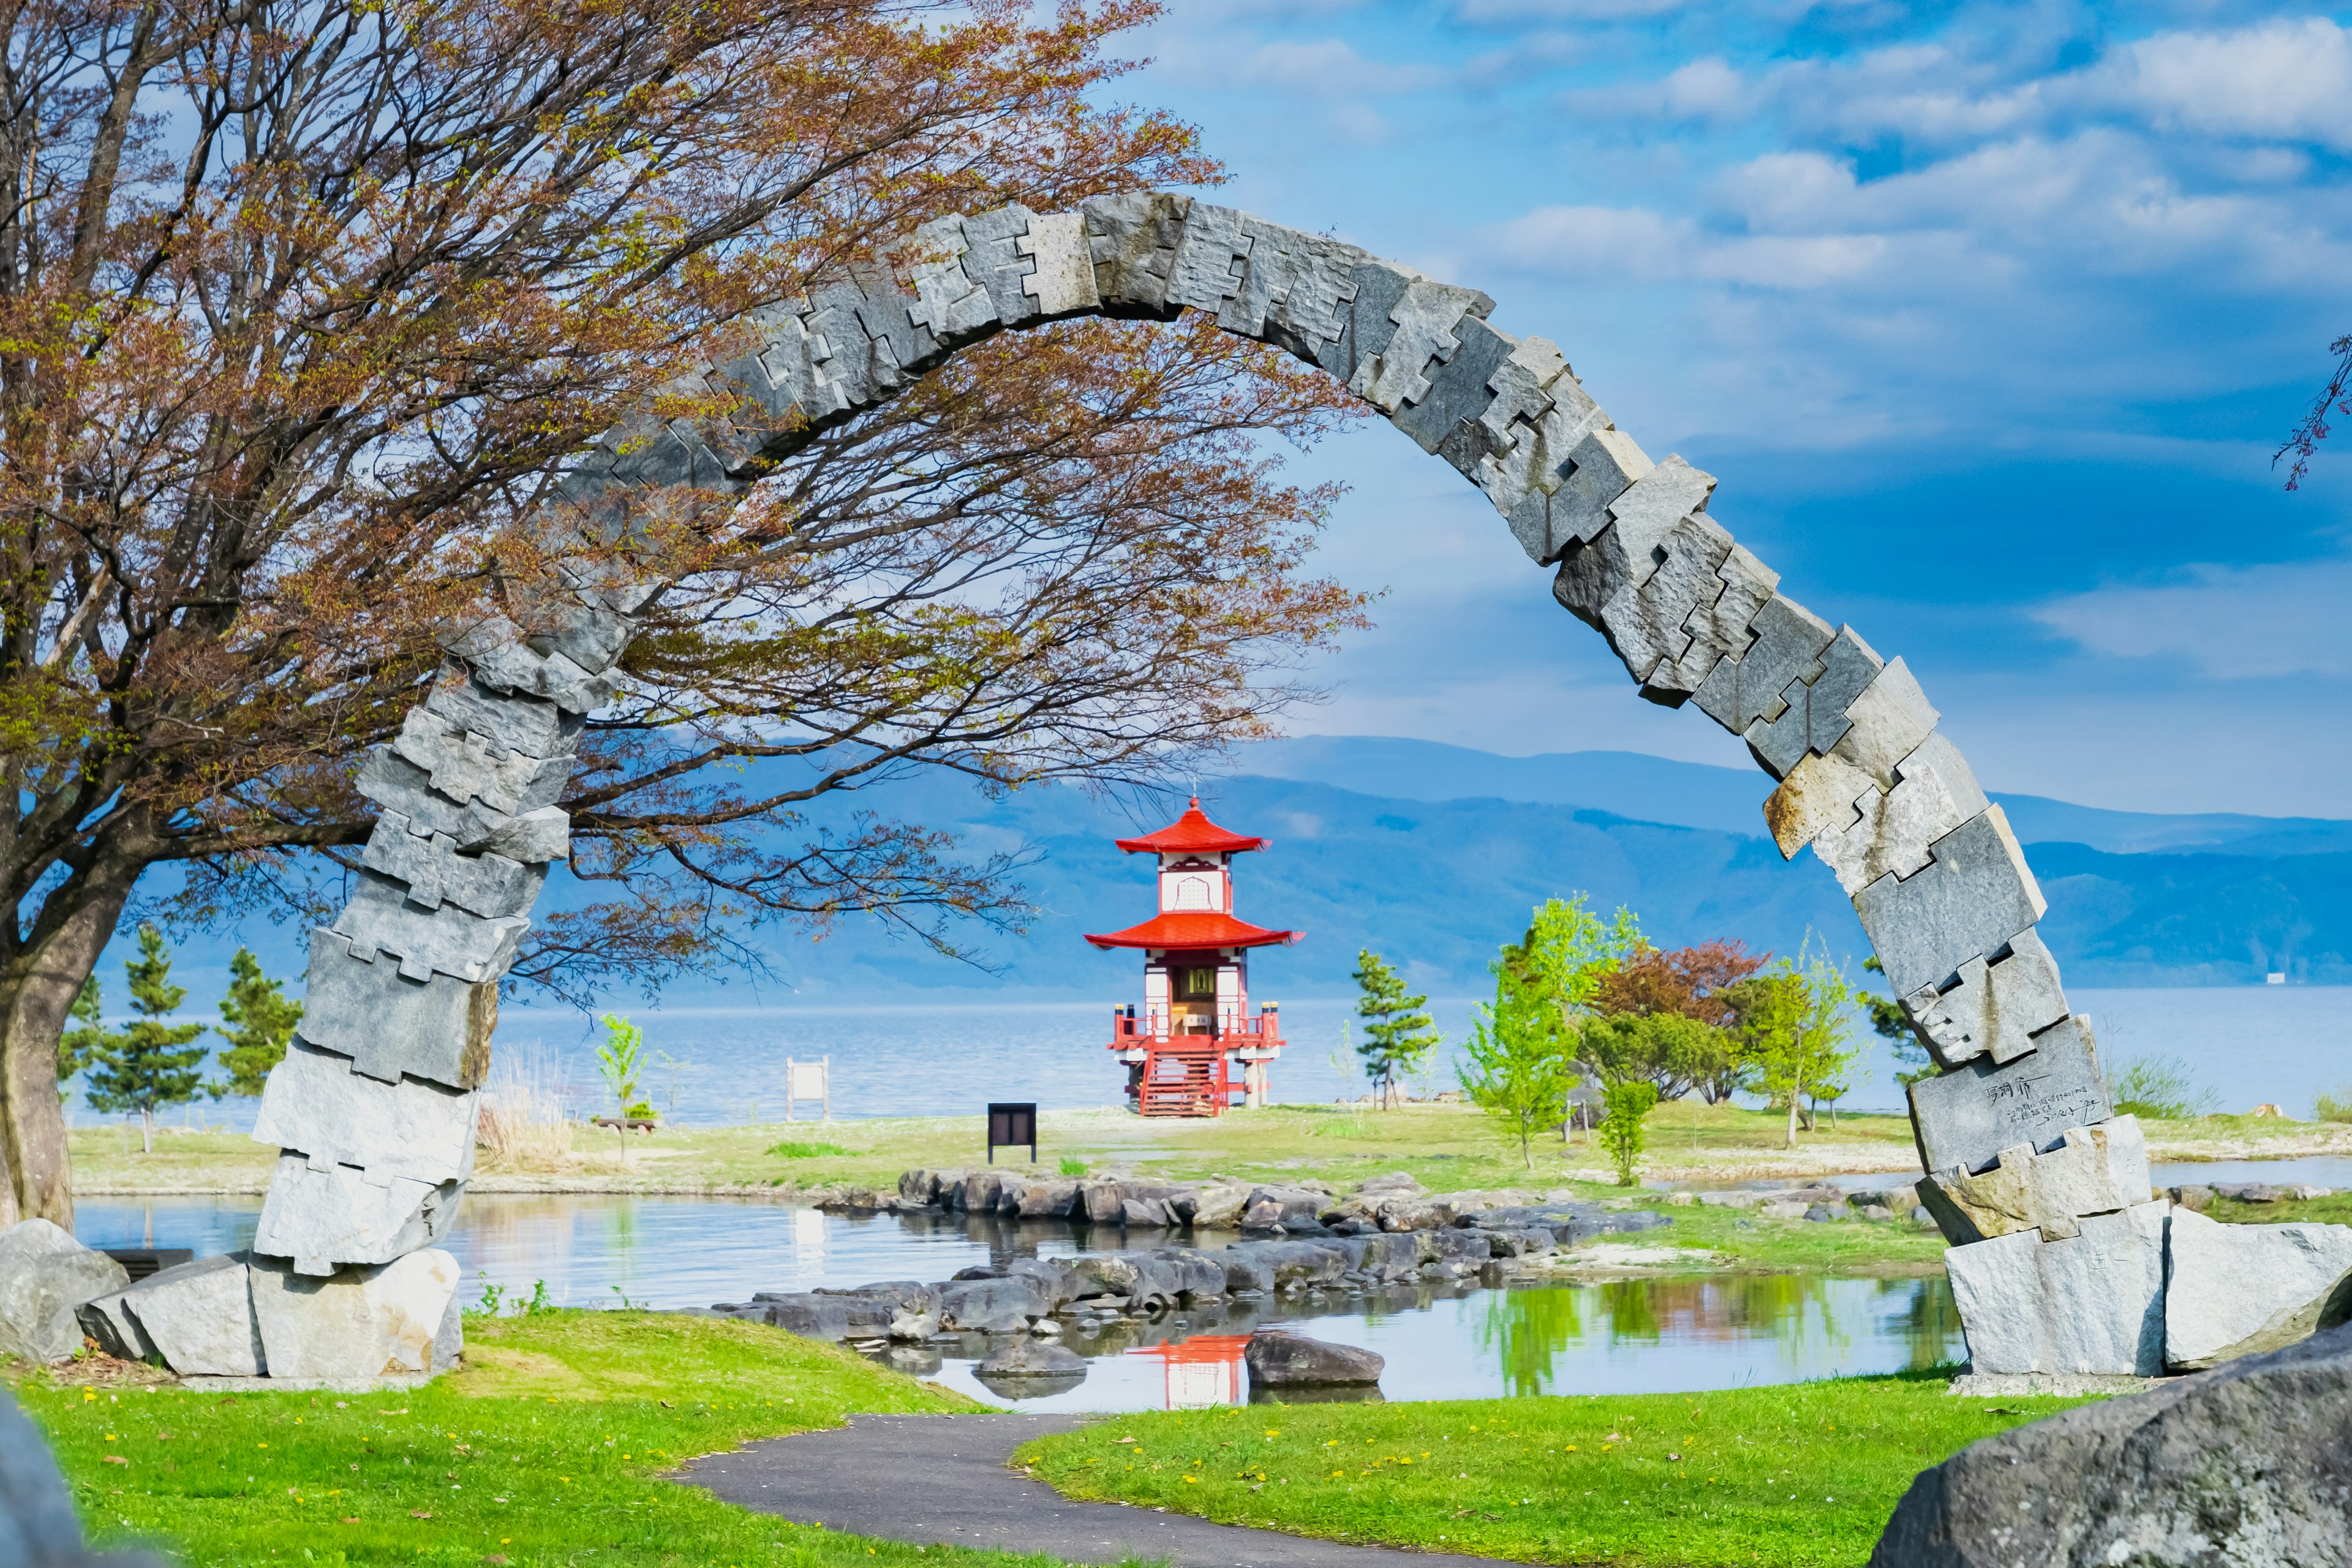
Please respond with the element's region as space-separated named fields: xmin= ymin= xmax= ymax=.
xmin=98 ymin=1254 xmax=263 ymax=1376
xmin=1918 ymin=1117 xmax=2150 ymax=1245
xmin=815 ymin=1281 xmax=940 ymax=1317
xmin=0 ymin=1221 xmax=129 ymax=1364
xmin=1242 ymin=1186 xmax=1325 ymax=1229
xmin=889 ymin=1311 xmax=940 ymax=1341
xmin=1005 ymin=1257 xmax=1078 ymax=1306
xmin=1121 ymin=1197 xmax=1175 ymax=1228
xmin=1 ymin=1385 xmax=168 ymax=1566
xmin=1148 ymin=1249 xmax=1229 ymax=1301
xmin=1216 ymin=1246 xmax=1276 ymax=1294
xmin=1871 ymin=1320 xmax=2352 ymax=1567
xmin=935 ymin=1276 xmax=1047 ymax=1332
xmin=251 ymin=1155 xmax=464 ymax=1275
xmin=1014 ymin=1179 xmax=1079 ymax=1219
xmin=2165 ymin=1207 xmax=2352 ymax=1370
xmin=1245 ymin=1330 xmax=1384 ymax=1386
xmin=974 ymin=1337 xmax=1085 ymax=1376
xmin=1945 ymin=1200 xmax=2168 ymax=1376
xmin=756 ymin=1293 xmax=886 ymax=1341
xmin=248 ymin=1249 xmax=461 ymax=1380
xmin=1187 ymin=1185 xmax=1249 ymax=1230
xmin=2171 ymin=1183 xmax=2216 ymax=1213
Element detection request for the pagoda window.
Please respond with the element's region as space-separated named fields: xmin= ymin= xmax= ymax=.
xmin=1161 ymin=870 xmax=1222 ymax=912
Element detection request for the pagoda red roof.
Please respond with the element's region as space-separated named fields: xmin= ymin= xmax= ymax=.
xmin=1084 ymin=910 xmax=1302 ymax=952
xmin=1114 ymin=798 xmax=1267 ymax=856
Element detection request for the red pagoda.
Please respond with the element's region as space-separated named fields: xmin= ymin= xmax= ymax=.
xmin=1085 ymin=799 xmax=1298 ymax=1117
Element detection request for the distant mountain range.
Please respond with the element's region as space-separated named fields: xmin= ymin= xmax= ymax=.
xmin=723 ymin=736 xmax=2352 ymax=998
xmin=104 ymin=736 xmax=2352 ymax=1012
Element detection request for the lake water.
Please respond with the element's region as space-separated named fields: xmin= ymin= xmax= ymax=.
xmin=74 ymin=1194 xmax=1960 ymax=1412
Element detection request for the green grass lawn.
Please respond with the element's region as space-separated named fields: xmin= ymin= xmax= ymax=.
xmin=11 ymin=1309 xmax=1082 ymax=1568
xmin=1015 ymin=1372 xmax=2092 ymax=1568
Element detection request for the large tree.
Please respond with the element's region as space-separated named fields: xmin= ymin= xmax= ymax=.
xmin=0 ymin=0 xmax=1365 ymax=1223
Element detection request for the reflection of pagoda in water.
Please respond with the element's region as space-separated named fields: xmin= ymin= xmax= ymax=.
xmin=1137 ymin=1333 xmax=1249 ymax=1407
xmin=1085 ymin=799 xmax=1300 ymax=1117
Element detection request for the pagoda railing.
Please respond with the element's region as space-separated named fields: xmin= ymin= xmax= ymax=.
xmin=1106 ymin=1012 xmax=1284 ymax=1051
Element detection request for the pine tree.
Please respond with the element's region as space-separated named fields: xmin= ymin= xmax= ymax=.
xmin=1351 ymin=949 xmax=1441 ymax=1109
xmin=212 ymin=948 xmax=304 ymax=1098
xmin=58 ymin=976 xmax=114 ymax=1100
xmin=83 ymin=925 xmax=209 ymax=1153
xmin=1861 ymin=956 xmax=1936 ymax=1087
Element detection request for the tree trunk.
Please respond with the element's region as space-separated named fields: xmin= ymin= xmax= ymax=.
xmin=1784 ymin=1079 xmax=1802 ymax=1148
xmin=0 ymin=846 xmax=146 ymax=1227
xmin=139 ymin=1106 xmax=154 ymax=1155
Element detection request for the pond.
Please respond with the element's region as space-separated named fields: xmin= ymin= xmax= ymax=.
xmin=76 ymin=1194 xmax=1960 ymax=1412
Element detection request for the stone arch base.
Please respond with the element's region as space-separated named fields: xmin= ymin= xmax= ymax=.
xmin=78 ymin=192 xmax=2274 ymax=1385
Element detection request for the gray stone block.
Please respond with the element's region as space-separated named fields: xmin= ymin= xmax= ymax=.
xmin=1163 ymin=201 xmax=1251 ymax=316
xmin=329 ymin=868 xmax=529 ymax=984
xmin=249 ymin=1249 xmax=462 ymax=1379
xmin=1943 ymin=1200 xmax=2168 ymax=1376
xmin=252 ymin=1038 xmax=479 ymax=1187
xmin=1909 ymin=1011 xmax=2111 ymax=1176
xmin=1602 ymin=454 xmax=1719 ymax=580
xmin=355 ymin=749 xmax=515 ymax=845
xmin=462 ymin=805 xmax=569 ymax=865
xmin=1856 ymin=805 xmax=2049 ymax=1000
xmin=803 ymin=281 xmax=893 ymax=409
xmin=1826 ymin=658 xmax=1939 ymax=788
xmin=1679 ymin=542 xmax=1778 ymax=663
xmin=1594 ymin=512 xmax=1738 ymax=703
xmin=1539 ymin=427 xmax=1653 ymax=559
xmin=2165 ymin=1207 xmax=2352 ymax=1370
xmin=434 ymin=1286 xmax=464 ymax=1373
xmin=1351 ymin=277 xmax=1493 ymax=413
xmin=1795 ymin=732 xmax=1985 ymax=897
xmin=1080 ymin=191 xmax=1189 ymax=311
xmin=252 ymin=1155 xmax=466 ymax=1276
xmin=1918 ymin=1115 xmax=2150 ymax=1245
xmin=1312 ymin=257 xmax=1418 ymax=380
xmin=1390 ymin=314 xmax=1518 ymax=456
xmin=1236 ymin=218 xmax=1366 ymax=354
xmin=745 ymin=307 xmax=853 ymax=423
xmin=1692 ymin=594 xmax=1835 ymax=735
xmin=0 ymin=1219 xmax=129 ymax=1363
xmin=846 ymin=260 xmax=940 ymax=377
xmin=957 ymin=204 xmax=1039 ymax=326
xmin=423 ymin=669 xmax=576 ymax=761
xmin=1016 ymin=210 xmax=1101 ymax=318
xmin=900 ymin=214 xmax=999 ymax=344
xmin=1905 ymin=925 xmax=2071 ymax=1069
xmin=115 ymin=1254 xmax=265 ymax=1376
xmin=361 ymin=813 xmax=544 ymax=918
xmin=76 ymin=1289 xmax=156 ymax=1361
xmin=294 ymin=927 xmax=496 ymax=1088
xmin=1762 ymin=748 xmax=1877 ymax=859
xmin=1744 ymin=624 xmax=1883 ymax=778
xmin=451 ymin=617 xmax=617 ymax=713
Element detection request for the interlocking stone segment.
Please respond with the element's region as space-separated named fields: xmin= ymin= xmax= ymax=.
xmin=423 ymin=669 xmax=577 ymax=761
xmin=1017 ymin=211 xmax=1101 ymax=317
xmin=1855 ymin=805 xmax=2048 ymax=1000
xmin=252 ymin=1039 xmax=479 ymax=1187
xmin=1779 ymin=733 xmax=1989 ymax=898
xmin=1391 ymin=314 xmax=1519 ymax=456
xmin=328 ymin=869 xmax=529 ymax=984
xmin=110 ymin=1254 xmax=265 ymax=1377
xmin=2165 ymin=1207 xmax=2352 ymax=1370
xmin=1745 ymin=624 xmax=1883 ymax=778
xmin=1943 ymin=1200 xmax=2169 ymax=1376
xmin=1352 ymin=277 xmax=1493 ymax=413
xmin=253 ymin=1156 xmax=466 ymax=1276
xmin=1163 ymin=201 xmax=1251 ymax=318
xmin=360 ymin=813 xmax=544 ymax=918
xmin=1905 ymin=926 xmax=2071 ymax=1069
xmin=248 ymin=1249 xmax=462 ymax=1379
xmin=445 ymin=618 xmax=617 ymax=713
xmin=1917 ymin=1115 xmax=2150 ymax=1245
xmin=1692 ymin=594 xmax=1834 ymax=736
xmin=1825 ymin=657 xmax=1938 ymax=788
xmin=1237 ymin=219 xmax=1367 ymax=355
xmin=295 ymin=929 xmax=496 ymax=1088
xmin=1080 ymin=192 xmax=1188 ymax=312
xmin=1909 ymin=1012 xmax=2111 ymax=1175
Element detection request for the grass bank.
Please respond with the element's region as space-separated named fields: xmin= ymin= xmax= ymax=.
xmin=1016 ymin=1373 xmax=2091 ymax=1568
xmin=77 ymin=1099 xmax=2352 ymax=1202
xmin=12 ymin=1310 xmax=1019 ymax=1568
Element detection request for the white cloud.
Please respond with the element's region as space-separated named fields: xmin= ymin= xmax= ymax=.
xmin=2092 ymin=17 xmax=2352 ymax=149
xmin=2032 ymin=557 xmax=2352 ymax=680
xmin=1453 ymin=0 xmax=1686 ymax=23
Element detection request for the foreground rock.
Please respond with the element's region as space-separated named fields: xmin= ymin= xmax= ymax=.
xmin=83 ymin=1254 xmax=264 ymax=1375
xmin=1871 ymin=1320 xmax=2352 ymax=1567
xmin=0 ymin=1221 xmax=129 ymax=1364
xmin=1 ymin=1388 xmax=165 ymax=1566
xmin=2165 ymin=1207 xmax=2352 ymax=1370
xmin=1945 ymin=1200 xmax=2169 ymax=1376
xmin=1244 ymin=1330 xmax=1383 ymax=1386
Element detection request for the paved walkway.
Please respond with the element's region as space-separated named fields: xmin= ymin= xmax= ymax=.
xmin=683 ymin=1412 xmax=1504 ymax=1567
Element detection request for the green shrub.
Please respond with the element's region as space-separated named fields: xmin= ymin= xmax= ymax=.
xmin=1058 ymin=1155 xmax=1088 ymax=1175
xmin=2110 ymin=1055 xmax=2220 ymax=1120
xmin=765 ymin=1139 xmax=850 ymax=1158
xmin=1600 ymin=1079 xmax=1659 ymax=1186
xmin=2316 ymin=1085 xmax=2352 ymax=1124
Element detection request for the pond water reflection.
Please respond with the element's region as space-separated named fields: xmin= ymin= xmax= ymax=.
xmin=76 ymin=1193 xmax=1961 ymax=1412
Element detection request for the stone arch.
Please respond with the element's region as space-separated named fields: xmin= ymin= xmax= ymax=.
xmin=208 ymin=194 xmax=2114 ymax=1374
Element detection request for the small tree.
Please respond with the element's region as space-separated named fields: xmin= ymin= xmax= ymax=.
xmin=1460 ymin=961 xmax=1580 ymax=1169
xmin=83 ymin=926 xmax=209 ymax=1153
xmin=1578 ymin=1011 xmax=1736 ymax=1100
xmin=58 ymin=978 xmax=113 ymax=1101
xmin=1599 ymin=1080 xmax=1659 ymax=1186
xmin=1733 ymin=944 xmax=1859 ymax=1148
xmin=1504 ymin=896 xmax=1645 ymax=1029
xmin=598 ymin=1014 xmax=650 ymax=1124
xmin=1351 ymin=950 xmax=1441 ymax=1109
xmin=211 ymin=949 xmax=305 ymax=1099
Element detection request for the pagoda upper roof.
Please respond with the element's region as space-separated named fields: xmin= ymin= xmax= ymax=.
xmin=1114 ymin=798 xmax=1267 ymax=855
xmin=1084 ymin=910 xmax=1302 ymax=952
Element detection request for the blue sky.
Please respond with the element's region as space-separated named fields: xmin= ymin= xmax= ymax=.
xmin=1110 ymin=0 xmax=2352 ymax=816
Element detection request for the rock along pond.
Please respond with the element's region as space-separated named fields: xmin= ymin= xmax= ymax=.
xmin=75 ymin=1194 xmax=1962 ymax=1412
